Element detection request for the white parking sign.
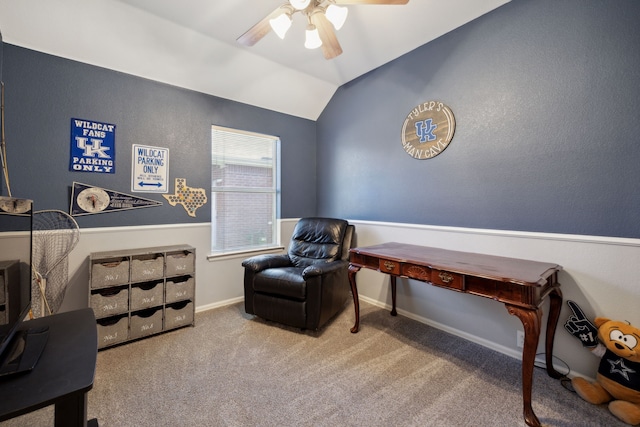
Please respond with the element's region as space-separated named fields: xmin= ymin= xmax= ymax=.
xmin=132 ymin=144 xmax=169 ymax=193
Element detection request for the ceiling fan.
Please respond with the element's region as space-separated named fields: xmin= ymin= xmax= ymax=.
xmin=237 ymin=0 xmax=410 ymax=60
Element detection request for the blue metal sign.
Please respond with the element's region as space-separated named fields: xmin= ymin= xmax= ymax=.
xmin=69 ymin=118 xmax=116 ymax=173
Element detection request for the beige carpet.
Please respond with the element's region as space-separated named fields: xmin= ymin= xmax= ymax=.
xmin=0 ymin=301 xmax=626 ymax=426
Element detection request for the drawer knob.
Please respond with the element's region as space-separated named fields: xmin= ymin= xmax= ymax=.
xmin=439 ymin=271 xmax=454 ymax=284
xmin=383 ymin=261 xmax=396 ymax=271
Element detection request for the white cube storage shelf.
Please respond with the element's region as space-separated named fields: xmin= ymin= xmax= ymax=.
xmin=90 ymin=245 xmax=195 ymax=349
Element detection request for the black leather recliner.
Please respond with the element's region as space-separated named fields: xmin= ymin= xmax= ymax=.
xmin=241 ymin=217 xmax=355 ymax=330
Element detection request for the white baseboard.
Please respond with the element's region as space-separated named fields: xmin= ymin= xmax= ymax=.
xmin=196 ymin=296 xmax=244 ymax=313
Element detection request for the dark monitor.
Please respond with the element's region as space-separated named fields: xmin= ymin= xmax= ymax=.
xmin=0 ymin=197 xmax=48 ymax=377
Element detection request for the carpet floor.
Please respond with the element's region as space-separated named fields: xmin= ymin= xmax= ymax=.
xmin=0 ymin=301 xmax=627 ymax=426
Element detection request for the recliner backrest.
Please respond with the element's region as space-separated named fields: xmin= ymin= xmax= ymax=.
xmin=288 ymin=217 xmax=348 ymax=268
xmin=341 ymin=224 xmax=355 ymax=261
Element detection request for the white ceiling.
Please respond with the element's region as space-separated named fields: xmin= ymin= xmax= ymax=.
xmin=0 ymin=0 xmax=510 ymax=119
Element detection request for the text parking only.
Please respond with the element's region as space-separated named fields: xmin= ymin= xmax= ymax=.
xmin=70 ymin=118 xmax=116 ymax=173
xmin=132 ymin=144 xmax=169 ymax=193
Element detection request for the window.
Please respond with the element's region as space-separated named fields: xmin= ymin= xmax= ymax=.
xmin=210 ymin=125 xmax=280 ymax=255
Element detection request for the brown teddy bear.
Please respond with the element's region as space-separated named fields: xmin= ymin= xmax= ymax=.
xmin=565 ymin=300 xmax=640 ymax=425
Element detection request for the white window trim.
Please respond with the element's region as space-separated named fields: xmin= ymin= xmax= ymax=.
xmin=210 ymin=125 xmax=281 ymax=256
xmin=206 ymin=245 xmax=286 ymax=262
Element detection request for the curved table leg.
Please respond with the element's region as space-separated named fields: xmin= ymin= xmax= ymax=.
xmin=506 ymin=304 xmax=542 ymax=427
xmin=349 ymin=264 xmax=362 ymax=333
xmin=390 ymin=276 xmax=397 ymax=316
xmin=545 ymin=284 xmax=564 ymax=379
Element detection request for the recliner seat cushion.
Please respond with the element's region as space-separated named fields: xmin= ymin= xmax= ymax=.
xmin=252 ymin=267 xmax=306 ymax=300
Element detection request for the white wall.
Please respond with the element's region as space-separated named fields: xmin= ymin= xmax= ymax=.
xmin=4 ymin=218 xmax=637 ymax=379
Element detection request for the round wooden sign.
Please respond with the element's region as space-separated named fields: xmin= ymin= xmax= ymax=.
xmin=401 ymin=101 xmax=456 ymax=159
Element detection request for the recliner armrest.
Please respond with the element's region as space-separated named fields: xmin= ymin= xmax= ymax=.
xmin=302 ymin=260 xmax=348 ymax=278
xmin=242 ymin=254 xmax=292 ymax=272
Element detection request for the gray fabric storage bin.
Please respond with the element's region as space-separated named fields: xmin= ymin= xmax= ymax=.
xmin=97 ymin=315 xmax=128 ymax=348
xmin=165 ymin=276 xmax=195 ymax=304
xmin=130 ymin=308 xmax=163 ymax=340
xmin=91 ymin=287 xmax=129 ymax=319
xmin=165 ymin=250 xmax=195 ymax=276
xmin=131 ymin=254 xmax=164 ymax=282
xmin=164 ymin=301 xmax=194 ymax=330
xmin=91 ymin=258 xmax=129 ymax=289
xmin=130 ymin=281 xmax=163 ymax=311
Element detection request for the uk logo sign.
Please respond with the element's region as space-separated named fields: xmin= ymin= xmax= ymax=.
xmin=401 ymin=101 xmax=456 ymax=160
xmin=69 ymin=118 xmax=116 ymax=174
xmin=415 ymin=118 xmax=438 ymax=143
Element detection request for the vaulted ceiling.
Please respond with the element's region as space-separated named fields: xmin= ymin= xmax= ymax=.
xmin=0 ymin=0 xmax=510 ymax=119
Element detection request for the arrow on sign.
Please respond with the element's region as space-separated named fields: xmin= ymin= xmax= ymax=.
xmin=138 ymin=181 xmax=163 ymax=188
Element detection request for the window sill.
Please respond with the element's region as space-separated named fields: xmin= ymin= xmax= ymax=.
xmin=207 ymin=246 xmax=286 ymax=262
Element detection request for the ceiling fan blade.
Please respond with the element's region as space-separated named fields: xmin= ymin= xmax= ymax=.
xmin=333 ymin=0 xmax=409 ymax=4
xmin=311 ymin=12 xmax=343 ymax=60
xmin=237 ymin=7 xmax=284 ymax=47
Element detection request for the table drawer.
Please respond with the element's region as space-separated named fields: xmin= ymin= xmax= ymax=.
xmin=379 ymin=259 xmax=400 ymax=275
xmin=431 ymin=269 xmax=464 ymax=290
xmin=350 ymin=253 xmax=379 ymax=269
xmin=402 ymin=264 xmax=431 ymax=281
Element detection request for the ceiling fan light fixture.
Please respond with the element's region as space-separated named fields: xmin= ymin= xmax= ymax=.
xmin=289 ymin=0 xmax=311 ymax=10
xmin=240 ymin=0 xmax=409 ymax=59
xmin=269 ymin=12 xmax=293 ymax=39
xmin=304 ymin=25 xmax=322 ymax=49
xmin=325 ymin=4 xmax=348 ymax=31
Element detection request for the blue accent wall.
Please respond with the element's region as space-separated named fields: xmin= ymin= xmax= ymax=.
xmin=2 ymin=0 xmax=639 ymax=238
xmin=317 ymin=0 xmax=640 ymax=239
xmin=1 ymin=45 xmax=317 ymax=227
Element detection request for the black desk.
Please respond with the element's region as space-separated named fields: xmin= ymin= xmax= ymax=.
xmin=0 ymin=308 xmax=98 ymax=427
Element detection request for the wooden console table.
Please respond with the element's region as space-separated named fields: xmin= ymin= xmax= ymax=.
xmin=348 ymin=242 xmax=563 ymax=427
